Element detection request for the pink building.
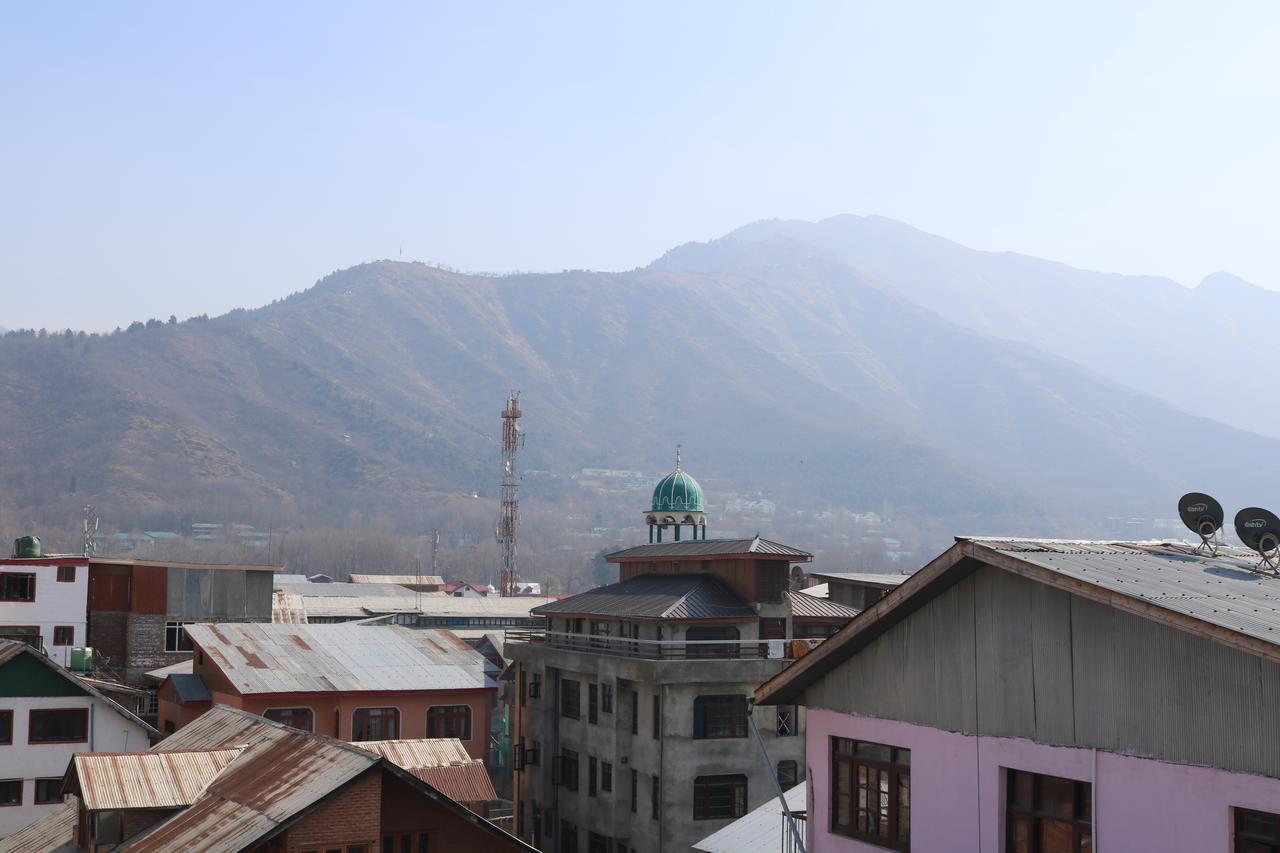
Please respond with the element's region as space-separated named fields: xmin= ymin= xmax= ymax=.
xmin=756 ymin=537 xmax=1280 ymax=853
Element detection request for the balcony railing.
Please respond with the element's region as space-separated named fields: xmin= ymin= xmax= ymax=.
xmin=505 ymin=628 xmax=822 ymax=661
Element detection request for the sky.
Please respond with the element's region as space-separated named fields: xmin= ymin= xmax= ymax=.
xmin=2 ymin=2 xmax=1279 ymax=331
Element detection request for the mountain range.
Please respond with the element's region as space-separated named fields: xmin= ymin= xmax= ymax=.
xmin=2 ymin=218 xmax=1278 ymax=550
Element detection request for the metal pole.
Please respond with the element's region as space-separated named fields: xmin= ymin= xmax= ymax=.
xmin=747 ymin=699 xmax=806 ymax=853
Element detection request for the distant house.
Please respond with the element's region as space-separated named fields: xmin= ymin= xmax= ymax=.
xmin=514 ymin=582 xmax=542 ymax=596
xmin=6 ymin=705 xmax=533 ymax=852
xmin=757 ymin=537 xmax=1280 ymax=853
xmin=0 ymin=639 xmax=156 ymax=838
xmin=0 ymin=553 xmax=89 ymax=669
xmin=158 ymin=623 xmax=496 ymax=763
xmin=446 ymin=582 xmax=490 ymax=598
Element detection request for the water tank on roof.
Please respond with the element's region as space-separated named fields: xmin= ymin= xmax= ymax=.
xmin=69 ymin=647 xmax=94 ymax=672
xmin=13 ymin=536 xmax=41 ymax=558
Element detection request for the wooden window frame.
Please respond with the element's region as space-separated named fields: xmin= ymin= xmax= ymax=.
xmin=693 ymin=774 xmax=747 ymax=821
xmin=351 ymin=707 xmax=399 ymax=742
xmin=0 ymin=710 xmax=11 ymax=745
xmin=561 ymin=678 xmax=581 ymax=720
xmin=601 ymin=683 xmax=613 ymax=714
xmin=1235 ymin=806 xmax=1280 ymax=852
xmin=28 ymin=708 xmax=89 ymax=744
xmin=588 ymin=683 xmax=598 ymax=724
xmin=34 ymin=777 xmax=63 ymax=804
xmin=0 ymin=779 xmax=20 ymax=807
xmin=1005 ymin=768 xmax=1091 ymax=853
xmin=426 ymin=704 xmax=472 ymax=740
xmin=693 ymin=695 xmax=748 ymax=739
xmin=56 ymin=566 xmax=76 ymax=583
xmin=831 ymin=737 xmax=910 ymax=850
xmin=0 ymin=573 xmax=35 ymax=603
xmin=52 ymin=626 xmax=74 ymax=646
xmin=264 ymin=707 xmax=315 ymax=732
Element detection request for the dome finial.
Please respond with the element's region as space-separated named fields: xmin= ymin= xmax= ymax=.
xmin=675 ymin=443 xmax=682 ymax=472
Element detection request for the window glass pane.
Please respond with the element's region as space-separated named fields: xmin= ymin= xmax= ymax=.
xmin=855 ymin=741 xmax=892 ymax=762
xmin=1039 ymin=818 xmax=1072 ymax=852
xmin=1010 ymin=816 xmax=1032 ymax=853
xmin=1038 ymin=775 xmax=1075 ymax=817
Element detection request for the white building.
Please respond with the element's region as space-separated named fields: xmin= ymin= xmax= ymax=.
xmin=0 ymin=639 xmax=156 ymax=838
xmin=0 ymin=555 xmax=89 ymax=669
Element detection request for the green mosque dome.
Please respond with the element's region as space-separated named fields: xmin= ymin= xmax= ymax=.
xmin=651 ymin=467 xmax=705 ymax=514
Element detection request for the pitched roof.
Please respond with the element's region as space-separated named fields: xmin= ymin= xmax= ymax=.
xmin=73 ymin=749 xmax=244 ymax=809
xmin=183 ymin=623 xmax=489 ymax=695
xmin=357 ymin=739 xmax=496 ymax=803
xmin=273 ymin=583 xmax=551 ymax=620
xmin=809 ymin=571 xmax=909 ymax=587
xmin=693 ymin=782 xmax=807 ymax=853
xmin=144 ymin=659 xmax=194 ymax=684
xmin=757 ymin=536 xmax=1280 ymax=705
xmin=607 ymin=536 xmax=811 ymax=562
xmin=0 ymin=640 xmax=157 ymax=739
xmin=166 ymin=673 xmax=212 ymax=703
xmin=0 ymin=794 xmax=79 ymax=853
xmin=786 ymin=590 xmax=860 ymax=620
xmin=532 ymin=573 xmax=756 ymax=621
xmin=349 ymin=574 xmax=445 ymax=586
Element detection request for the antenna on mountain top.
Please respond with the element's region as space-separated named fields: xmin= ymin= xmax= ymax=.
xmin=497 ymin=392 xmax=524 ymax=597
xmin=1178 ymin=492 xmax=1224 ymax=556
xmin=82 ymin=505 xmax=98 ymax=557
xmin=1235 ymin=507 xmax=1280 ymax=574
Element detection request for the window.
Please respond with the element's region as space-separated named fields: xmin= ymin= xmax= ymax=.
xmin=652 ymin=695 xmax=660 ymax=739
xmin=561 ymin=679 xmax=581 ymax=719
xmin=56 ymin=565 xmax=76 ymax=583
xmin=589 ymin=756 xmax=598 ymax=797
xmin=652 ymin=775 xmax=660 ymax=819
xmin=833 ymin=738 xmax=910 ymax=849
xmin=1006 ymin=768 xmax=1090 ymax=853
xmin=560 ymin=819 xmax=579 ymax=853
xmin=630 ymin=769 xmax=638 ymax=812
xmin=1237 ymin=808 xmax=1280 ymax=853
xmin=35 ymin=778 xmax=63 ymax=804
xmin=0 ymin=573 xmax=35 ymax=602
xmin=29 ymin=708 xmax=88 ymax=743
xmin=776 ymin=705 xmax=797 ymax=736
xmin=380 ymin=833 xmax=430 ymax=853
xmin=601 ymin=761 xmax=612 ymax=793
xmin=588 ymin=684 xmax=598 ymax=724
xmin=94 ymin=810 xmax=123 ymax=843
xmin=777 ymin=760 xmax=799 ymax=790
xmin=693 ymin=695 xmax=748 ymax=739
xmin=0 ymin=626 xmax=39 ymax=648
xmin=427 ymin=705 xmax=472 ymax=740
xmin=0 ymin=780 xmax=20 ymax=806
xmin=630 ymin=691 xmax=638 ymax=734
xmin=0 ymin=710 xmax=12 ymax=744
xmin=558 ymin=749 xmax=579 ymax=791
xmin=165 ymin=621 xmax=193 ymax=653
xmin=352 ymin=707 xmax=399 ymax=741
xmin=601 ymin=684 xmax=613 ymax=714
xmin=264 ymin=707 xmax=314 ymax=732
xmin=530 ymin=671 xmax=542 ymax=699
xmin=693 ymin=774 xmax=747 ymax=820
xmin=53 ymin=626 xmax=74 ymax=646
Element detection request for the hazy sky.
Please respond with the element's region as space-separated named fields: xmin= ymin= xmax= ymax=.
xmin=3 ymin=2 xmax=1279 ymax=331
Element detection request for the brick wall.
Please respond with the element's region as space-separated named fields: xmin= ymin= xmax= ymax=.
xmin=88 ymin=610 xmax=127 ymax=674
xmin=286 ymin=769 xmax=382 ymax=851
xmin=126 ymin=613 xmax=183 ymax=685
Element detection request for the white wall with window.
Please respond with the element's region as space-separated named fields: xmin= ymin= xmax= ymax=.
xmin=0 ymin=561 xmax=88 ymax=669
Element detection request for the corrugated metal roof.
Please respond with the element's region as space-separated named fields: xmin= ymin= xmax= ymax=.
xmin=74 ymin=749 xmax=244 ymax=810
xmin=966 ymin=537 xmax=1280 ymax=648
xmin=608 ymin=537 xmax=811 ymax=561
xmin=810 ymin=571 xmax=909 ymax=587
xmin=349 ymin=574 xmax=445 ymax=586
xmin=0 ymin=795 xmax=79 ymax=853
xmin=183 ymin=623 xmax=488 ymax=695
xmin=152 ymin=705 xmax=287 ymax=753
xmin=144 ymin=659 xmax=194 ymax=684
xmin=271 ymin=573 xmax=310 ymax=585
xmin=693 ymin=782 xmax=807 ymax=853
xmin=357 ymin=739 xmax=496 ymax=803
xmin=606 ymin=535 xmax=808 ymax=560
xmin=168 ymin=673 xmax=212 ymax=703
xmin=533 ymin=573 xmax=756 ymax=620
xmin=787 ymin=591 xmax=860 ymax=620
xmin=274 ymin=583 xmax=552 ymax=620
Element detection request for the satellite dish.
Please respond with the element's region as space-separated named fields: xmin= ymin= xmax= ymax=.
xmin=1234 ymin=507 xmax=1280 ymax=571
xmin=789 ymin=565 xmax=806 ymax=592
xmin=1178 ymin=492 xmax=1224 ymax=554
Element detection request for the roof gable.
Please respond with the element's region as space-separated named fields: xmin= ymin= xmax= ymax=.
xmin=532 ymin=573 xmax=756 ymax=621
xmin=606 ymin=536 xmax=811 ymax=562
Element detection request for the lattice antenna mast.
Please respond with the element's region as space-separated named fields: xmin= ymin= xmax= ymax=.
xmin=497 ymin=392 xmax=524 ymax=597
xmin=82 ymin=505 xmax=98 ymax=557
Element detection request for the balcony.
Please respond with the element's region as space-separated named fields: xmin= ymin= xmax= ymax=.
xmin=505 ymin=627 xmax=822 ymax=661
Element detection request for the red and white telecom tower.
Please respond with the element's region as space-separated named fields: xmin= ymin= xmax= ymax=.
xmin=497 ymin=391 xmax=523 ymax=597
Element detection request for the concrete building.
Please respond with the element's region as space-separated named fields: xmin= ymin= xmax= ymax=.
xmin=756 ymin=537 xmax=1280 ymax=853
xmin=156 ymin=622 xmax=496 ymax=765
xmin=508 ymin=460 xmax=857 ymax=853
xmin=0 ymin=554 xmax=89 ymax=669
xmin=0 ymin=639 xmax=156 ymax=839
xmin=1 ymin=705 xmax=534 ymax=852
xmin=85 ymin=557 xmax=277 ymax=686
